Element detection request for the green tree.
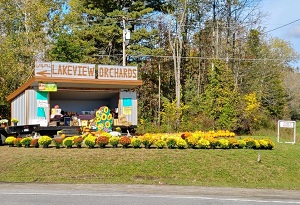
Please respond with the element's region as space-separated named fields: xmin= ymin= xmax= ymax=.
xmin=0 ymin=0 xmax=65 ymax=113
xmin=200 ymin=60 xmax=239 ymax=130
xmin=48 ymin=0 xmax=165 ymax=64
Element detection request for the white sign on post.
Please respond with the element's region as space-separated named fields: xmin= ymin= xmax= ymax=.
xmin=277 ymin=120 xmax=296 ymax=144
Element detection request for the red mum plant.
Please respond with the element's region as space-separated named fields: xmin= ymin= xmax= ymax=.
xmin=74 ymin=137 xmax=83 ymax=148
xmin=119 ymin=136 xmax=131 ymax=148
xmin=96 ymin=136 xmax=109 ymax=148
xmin=13 ymin=137 xmax=22 ymax=147
xmin=53 ymin=138 xmax=63 ymax=148
xmin=181 ymin=132 xmax=192 ymax=140
xmin=30 ymin=138 xmax=39 ymax=148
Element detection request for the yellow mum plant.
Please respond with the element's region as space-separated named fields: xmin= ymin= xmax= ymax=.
xmin=198 ymin=138 xmax=210 ymax=149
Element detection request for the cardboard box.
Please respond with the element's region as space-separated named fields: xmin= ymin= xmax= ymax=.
xmin=81 ymin=120 xmax=88 ymax=127
xmin=113 ymin=119 xmax=119 ymax=125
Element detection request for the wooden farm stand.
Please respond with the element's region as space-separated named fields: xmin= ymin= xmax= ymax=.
xmin=5 ymin=62 xmax=142 ymax=137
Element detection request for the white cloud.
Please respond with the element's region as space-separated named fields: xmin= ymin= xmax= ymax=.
xmin=288 ymin=26 xmax=300 ymax=38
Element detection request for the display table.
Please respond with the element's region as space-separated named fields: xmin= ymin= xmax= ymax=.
xmin=78 ymin=114 xmax=95 ymax=120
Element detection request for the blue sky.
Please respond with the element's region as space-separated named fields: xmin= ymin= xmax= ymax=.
xmin=260 ymin=0 xmax=300 ymax=68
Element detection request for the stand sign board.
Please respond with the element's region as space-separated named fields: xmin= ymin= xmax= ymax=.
xmin=277 ymin=120 xmax=296 ymax=144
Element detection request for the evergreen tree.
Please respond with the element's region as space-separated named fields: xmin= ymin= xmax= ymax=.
xmin=200 ymin=60 xmax=239 ymax=130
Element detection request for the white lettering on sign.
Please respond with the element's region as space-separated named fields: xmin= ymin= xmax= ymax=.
xmin=98 ymin=65 xmax=138 ymax=80
xmin=51 ymin=62 xmax=95 ymax=79
xmin=279 ymin=121 xmax=295 ymax=128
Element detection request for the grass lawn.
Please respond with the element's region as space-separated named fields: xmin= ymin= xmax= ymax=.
xmin=1 ymin=134 xmax=300 ymax=190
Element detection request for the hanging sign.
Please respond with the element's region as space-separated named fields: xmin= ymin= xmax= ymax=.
xmin=35 ymin=61 xmax=139 ymax=81
xmin=38 ymin=82 xmax=57 ymax=92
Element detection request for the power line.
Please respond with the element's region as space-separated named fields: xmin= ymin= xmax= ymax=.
xmin=265 ymin=18 xmax=300 ymax=33
xmin=95 ymin=54 xmax=292 ymax=62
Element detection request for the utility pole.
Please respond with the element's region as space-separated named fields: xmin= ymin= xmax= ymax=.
xmin=122 ymin=16 xmax=126 ymax=66
xmin=122 ymin=16 xmax=130 ymax=67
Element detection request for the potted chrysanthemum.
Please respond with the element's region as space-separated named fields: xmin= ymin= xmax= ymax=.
xmin=11 ymin=118 xmax=19 ymax=126
xmin=63 ymin=137 xmax=74 ymax=148
xmin=74 ymin=136 xmax=83 ymax=148
xmin=155 ymin=139 xmax=166 ymax=149
xmin=166 ymin=137 xmax=177 ymax=149
xmin=96 ymin=136 xmax=109 ymax=148
xmin=13 ymin=137 xmax=23 ymax=147
xmin=0 ymin=119 xmax=8 ymax=127
xmin=30 ymin=138 xmax=39 ymax=148
xmin=53 ymin=138 xmax=63 ymax=149
xmin=109 ymin=136 xmax=119 ymax=148
xmin=119 ymin=136 xmax=131 ymax=148
xmin=5 ymin=136 xmax=16 ymax=147
xmin=38 ymin=136 xmax=52 ymax=148
xmin=176 ymin=138 xmax=187 ymax=149
xmin=140 ymin=134 xmax=155 ymax=149
xmin=84 ymin=135 xmax=97 ymax=148
xmin=130 ymin=137 xmax=142 ymax=148
xmin=21 ymin=136 xmax=33 ymax=148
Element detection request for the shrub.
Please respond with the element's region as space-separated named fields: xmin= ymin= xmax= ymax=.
xmin=119 ymin=136 xmax=131 ymax=148
xmin=5 ymin=136 xmax=16 ymax=145
xmin=198 ymin=138 xmax=210 ymax=149
xmin=84 ymin=135 xmax=97 ymax=148
xmin=131 ymin=137 xmax=142 ymax=148
xmin=96 ymin=136 xmax=109 ymax=148
xmin=109 ymin=136 xmax=119 ymax=147
xmin=155 ymin=139 xmax=166 ymax=149
xmin=38 ymin=136 xmax=52 ymax=148
xmin=176 ymin=138 xmax=187 ymax=149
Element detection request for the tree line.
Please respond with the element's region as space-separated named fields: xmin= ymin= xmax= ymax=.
xmin=0 ymin=0 xmax=299 ymax=134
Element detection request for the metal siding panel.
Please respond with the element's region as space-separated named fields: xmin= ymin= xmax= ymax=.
xmin=119 ymin=91 xmax=137 ymax=125
xmin=27 ymin=89 xmax=37 ymax=122
xmin=11 ymin=89 xmax=44 ymax=126
xmin=11 ymin=92 xmax=26 ymax=125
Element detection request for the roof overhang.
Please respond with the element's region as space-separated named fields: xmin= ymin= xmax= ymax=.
xmin=7 ymin=76 xmax=143 ymax=102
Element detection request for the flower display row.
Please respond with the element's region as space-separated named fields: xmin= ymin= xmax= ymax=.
xmin=4 ymin=130 xmax=275 ymax=150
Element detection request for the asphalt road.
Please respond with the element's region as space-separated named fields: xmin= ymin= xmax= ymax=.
xmin=0 ymin=183 xmax=300 ymax=205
